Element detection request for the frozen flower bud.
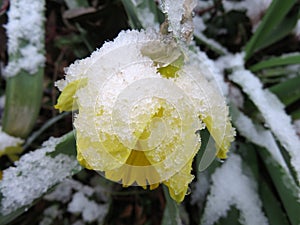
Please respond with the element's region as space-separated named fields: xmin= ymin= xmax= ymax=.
xmin=55 ymin=30 xmax=235 ymax=202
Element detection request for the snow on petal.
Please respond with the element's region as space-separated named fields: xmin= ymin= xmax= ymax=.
xmin=201 ymin=154 xmax=269 ymax=225
xmin=55 ymin=29 xmax=234 ymax=202
xmin=230 ymin=69 xmax=300 ymax=183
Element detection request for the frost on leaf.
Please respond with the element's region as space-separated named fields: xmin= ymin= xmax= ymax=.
xmin=230 ymin=68 xmax=300 ymax=183
xmin=0 ymin=137 xmax=81 ymax=215
xmin=4 ymin=0 xmax=45 ymax=77
xmin=201 ymin=154 xmax=269 ymax=225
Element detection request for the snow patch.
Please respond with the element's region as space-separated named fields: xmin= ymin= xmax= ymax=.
xmin=4 ymin=0 xmax=45 ymax=77
xmin=0 ymin=137 xmax=81 ymax=215
xmin=201 ymin=154 xmax=269 ymax=225
xmin=68 ymin=192 xmax=108 ymax=223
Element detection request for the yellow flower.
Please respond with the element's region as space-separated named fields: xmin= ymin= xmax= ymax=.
xmin=55 ymin=30 xmax=235 ymax=202
xmin=0 ymin=127 xmax=23 ymax=161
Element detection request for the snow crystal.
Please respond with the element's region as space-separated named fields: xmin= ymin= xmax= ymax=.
xmin=0 ymin=137 xmax=81 ymax=215
xmin=230 ymin=69 xmax=300 ymax=183
xmin=68 ymin=192 xmax=108 ymax=223
xmin=201 ymin=154 xmax=269 ymax=225
xmin=216 ymin=52 xmax=245 ymax=72
xmin=4 ymin=0 xmax=45 ymax=77
xmin=161 ymin=0 xmax=197 ymax=42
xmin=0 ymin=126 xmax=23 ymax=155
xmin=44 ymin=178 xmax=94 ymax=203
xmin=232 ymin=108 xmax=288 ymax=171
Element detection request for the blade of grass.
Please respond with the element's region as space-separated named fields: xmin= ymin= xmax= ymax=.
xmin=250 ymin=53 xmax=300 ymax=72
xmin=269 ymin=75 xmax=300 ymax=106
xmin=257 ymin=147 xmax=300 ymax=225
xmin=120 ymin=0 xmax=143 ymax=29
xmin=244 ymin=0 xmax=296 ymax=60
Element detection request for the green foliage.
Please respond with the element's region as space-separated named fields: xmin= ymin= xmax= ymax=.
xmin=245 ymin=0 xmax=298 ymax=60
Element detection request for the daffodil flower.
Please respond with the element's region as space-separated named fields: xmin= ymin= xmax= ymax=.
xmin=55 ymin=30 xmax=235 ymax=202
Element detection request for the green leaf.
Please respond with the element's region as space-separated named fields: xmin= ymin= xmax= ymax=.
xmin=161 ymin=185 xmax=181 ymax=225
xmin=260 ymin=179 xmax=290 ymax=225
xmin=120 ymin=0 xmax=163 ymax=29
xmin=213 ymin=206 xmax=242 ymax=225
xmin=245 ymin=0 xmax=297 ymax=60
xmin=291 ymin=108 xmax=300 ymax=120
xmin=47 ymin=130 xmax=77 ymax=158
xmin=250 ymin=53 xmax=300 ymax=72
xmin=120 ymin=0 xmax=143 ymax=29
xmin=269 ymin=75 xmax=300 ymax=106
xmin=3 ymin=67 xmax=44 ymax=139
xmin=257 ymin=147 xmax=300 ymax=225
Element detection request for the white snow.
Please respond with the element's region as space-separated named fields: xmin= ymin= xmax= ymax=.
xmin=39 ymin=205 xmax=62 ymax=225
xmin=293 ymin=19 xmax=300 ymax=40
xmin=230 ymin=69 xmax=300 ymax=183
xmin=44 ymin=178 xmax=94 ymax=203
xmin=68 ymin=192 xmax=108 ymax=223
xmin=193 ymin=16 xmax=229 ymax=55
xmin=0 ymin=126 xmax=24 ymax=155
xmin=294 ymin=120 xmax=300 ymax=136
xmin=0 ymin=137 xmax=81 ymax=215
xmin=191 ymin=171 xmax=210 ymax=207
xmin=232 ymin=108 xmax=288 ymax=172
xmin=201 ymin=154 xmax=269 ymax=225
xmin=161 ymin=0 xmax=197 ymax=42
xmin=4 ymin=0 xmax=45 ymax=77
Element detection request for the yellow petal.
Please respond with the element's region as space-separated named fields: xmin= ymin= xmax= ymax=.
xmin=163 ymin=158 xmax=194 ymax=203
xmin=54 ymin=78 xmax=87 ymax=112
xmin=105 ymin=150 xmax=160 ymax=187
